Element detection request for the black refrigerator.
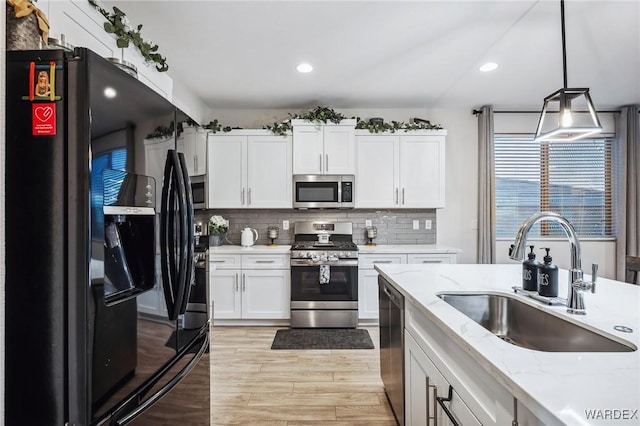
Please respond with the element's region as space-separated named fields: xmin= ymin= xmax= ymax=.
xmin=5 ymin=48 xmax=210 ymax=425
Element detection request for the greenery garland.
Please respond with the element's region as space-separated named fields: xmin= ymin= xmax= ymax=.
xmin=202 ymin=119 xmax=233 ymax=134
xmin=355 ymin=118 xmax=443 ymax=133
xmin=145 ymin=121 xmax=186 ymax=139
xmin=203 ymin=106 xmax=443 ymax=136
xmin=263 ymin=106 xmax=350 ymax=136
xmin=87 ymin=0 xmax=168 ymax=72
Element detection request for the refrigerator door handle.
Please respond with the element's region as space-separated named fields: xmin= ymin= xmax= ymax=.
xmin=160 ymin=150 xmax=192 ymax=320
xmin=177 ymin=152 xmax=195 ymax=316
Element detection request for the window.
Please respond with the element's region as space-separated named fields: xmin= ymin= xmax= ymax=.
xmin=91 ymin=148 xmax=127 ymax=240
xmin=494 ymin=136 xmax=617 ymax=239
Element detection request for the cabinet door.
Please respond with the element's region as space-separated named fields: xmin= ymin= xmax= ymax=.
xmin=323 ymin=125 xmax=356 ymax=174
xmin=242 ymin=270 xmax=290 ymax=319
xmin=292 ymin=125 xmax=324 ymax=174
xmin=358 ymin=269 xmax=381 ymax=319
xmin=181 ymin=127 xmax=208 ymax=176
xmin=246 ymin=135 xmax=292 ymax=208
xmin=356 ymin=135 xmax=399 ymax=207
xmin=211 ymin=269 xmax=242 ymax=319
xmin=405 ymin=331 xmax=437 ymax=426
xmin=208 ymin=135 xmax=246 ymax=208
xmin=45 ymin=0 xmax=117 ymax=59
xmin=405 ymin=331 xmax=482 ymax=426
xmin=399 ymin=136 xmax=445 ymax=208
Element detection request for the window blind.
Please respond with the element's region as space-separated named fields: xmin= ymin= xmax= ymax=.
xmin=91 ymin=148 xmax=128 ymax=240
xmin=494 ymin=136 xmax=617 ymax=238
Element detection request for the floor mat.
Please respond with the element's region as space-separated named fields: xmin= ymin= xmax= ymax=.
xmin=270 ymin=328 xmax=375 ymax=350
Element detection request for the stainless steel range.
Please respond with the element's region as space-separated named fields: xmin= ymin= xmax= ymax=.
xmin=290 ymin=221 xmax=359 ymax=328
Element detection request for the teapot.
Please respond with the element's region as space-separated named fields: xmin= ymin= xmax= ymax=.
xmin=241 ymin=227 xmax=259 ymax=247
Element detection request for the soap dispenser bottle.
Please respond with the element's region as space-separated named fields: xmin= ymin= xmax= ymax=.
xmin=537 ymin=247 xmax=558 ymax=297
xmin=522 ymin=245 xmax=540 ymax=291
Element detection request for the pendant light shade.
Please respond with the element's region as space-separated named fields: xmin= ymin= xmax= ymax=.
xmin=534 ymin=0 xmax=602 ymax=142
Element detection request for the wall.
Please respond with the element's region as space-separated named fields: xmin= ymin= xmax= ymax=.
xmin=195 ymin=208 xmax=437 ymax=246
xmin=207 ymin=107 xmax=480 ymax=262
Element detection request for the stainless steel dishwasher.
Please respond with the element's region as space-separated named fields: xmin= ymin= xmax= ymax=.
xmin=379 ymin=275 xmax=404 ymax=426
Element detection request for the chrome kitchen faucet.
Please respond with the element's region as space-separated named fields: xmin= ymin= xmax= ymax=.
xmin=509 ymin=212 xmax=598 ymax=315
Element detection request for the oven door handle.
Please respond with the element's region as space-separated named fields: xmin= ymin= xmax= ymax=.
xmin=290 ymin=259 xmax=358 ymax=267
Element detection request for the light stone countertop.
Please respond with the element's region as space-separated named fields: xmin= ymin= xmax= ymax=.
xmin=358 ymin=244 xmax=461 ymax=254
xmin=208 ymin=244 xmax=460 ymax=255
xmin=375 ymin=263 xmax=640 ymax=426
xmin=208 ymin=244 xmax=291 ymax=254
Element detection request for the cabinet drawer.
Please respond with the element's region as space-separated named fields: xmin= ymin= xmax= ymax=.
xmin=209 ymin=254 xmax=242 ymax=269
xmin=359 ymin=254 xmax=406 ymax=268
xmin=439 ymin=386 xmax=482 ymax=426
xmin=242 ymin=254 xmax=290 ymax=269
xmin=407 ymin=254 xmax=457 ymax=264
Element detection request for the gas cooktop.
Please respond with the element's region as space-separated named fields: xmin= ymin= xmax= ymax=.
xmin=290 ymin=241 xmax=358 ymax=251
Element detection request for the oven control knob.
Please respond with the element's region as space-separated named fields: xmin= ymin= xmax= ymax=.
xmin=338 ymin=252 xmax=345 ymax=258
xmin=328 ymin=253 xmax=338 ymax=261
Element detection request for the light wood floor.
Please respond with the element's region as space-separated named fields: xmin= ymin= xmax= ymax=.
xmin=210 ymin=326 xmax=397 ymax=426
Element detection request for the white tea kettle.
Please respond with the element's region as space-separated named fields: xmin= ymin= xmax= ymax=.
xmin=241 ymin=227 xmax=259 ymax=247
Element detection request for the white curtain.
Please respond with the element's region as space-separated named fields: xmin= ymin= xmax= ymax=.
xmin=616 ymin=105 xmax=640 ymax=280
xmin=477 ymin=106 xmax=495 ymax=264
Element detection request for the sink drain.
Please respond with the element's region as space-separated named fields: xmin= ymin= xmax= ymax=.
xmin=496 ymin=334 xmax=518 ymax=346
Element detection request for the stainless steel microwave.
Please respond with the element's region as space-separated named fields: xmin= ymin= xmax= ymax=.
xmin=190 ymin=175 xmax=207 ymax=209
xmin=293 ymin=175 xmax=355 ymax=209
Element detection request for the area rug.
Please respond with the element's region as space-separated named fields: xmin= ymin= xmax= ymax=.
xmin=270 ymin=328 xmax=374 ymax=350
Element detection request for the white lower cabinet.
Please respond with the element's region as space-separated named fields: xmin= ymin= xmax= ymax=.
xmin=358 ymin=252 xmax=457 ymax=320
xmin=210 ymin=253 xmax=290 ymax=320
xmin=405 ymin=331 xmax=481 ymax=426
xmin=404 ymin=300 xmax=544 ymax=426
xmin=358 ymin=254 xmax=407 ymax=319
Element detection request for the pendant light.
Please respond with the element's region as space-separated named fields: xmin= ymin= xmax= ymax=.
xmin=534 ymin=0 xmax=602 ymax=142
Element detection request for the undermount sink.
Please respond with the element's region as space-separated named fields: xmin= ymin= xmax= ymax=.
xmin=437 ymin=293 xmax=636 ymax=353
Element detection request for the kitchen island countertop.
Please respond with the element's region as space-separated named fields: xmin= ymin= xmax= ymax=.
xmin=375 ymin=263 xmax=640 ymax=425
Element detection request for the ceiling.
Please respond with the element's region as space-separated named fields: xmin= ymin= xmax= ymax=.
xmin=104 ymin=1 xmax=640 ymax=112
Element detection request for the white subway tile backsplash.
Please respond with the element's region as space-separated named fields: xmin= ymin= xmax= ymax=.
xmin=196 ymin=209 xmax=436 ymax=246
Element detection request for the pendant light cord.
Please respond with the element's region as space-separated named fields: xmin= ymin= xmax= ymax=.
xmin=561 ymin=0 xmax=568 ymax=89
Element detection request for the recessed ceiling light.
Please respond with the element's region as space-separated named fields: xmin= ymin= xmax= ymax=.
xmin=296 ymin=63 xmax=313 ymax=73
xmin=479 ymin=62 xmax=498 ymax=72
xmin=104 ymin=87 xmax=117 ymax=98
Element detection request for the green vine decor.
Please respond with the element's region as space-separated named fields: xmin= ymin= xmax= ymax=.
xmin=146 ymin=121 xmax=183 ymax=139
xmin=203 ymin=107 xmax=443 ymax=137
xmin=87 ymin=0 xmax=168 ymax=72
xmin=264 ymin=106 xmax=350 ymax=136
xmin=203 ymin=119 xmax=233 ymax=134
xmin=355 ymin=118 xmax=443 ymax=133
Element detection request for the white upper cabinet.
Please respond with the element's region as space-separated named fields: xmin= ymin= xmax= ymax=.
xmin=356 ymin=130 xmax=447 ymax=208
xmin=207 ymin=131 xmax=292 ymax=209
xmin=178 ymin=126 xmax=208 ymax=176
xmin=292 ymin=119 xmax=356 ymax=175
xmin=400 ymin=135 xmax=446 ymax=208
xmin=41 ymin=0 xmax=173 ymax=100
